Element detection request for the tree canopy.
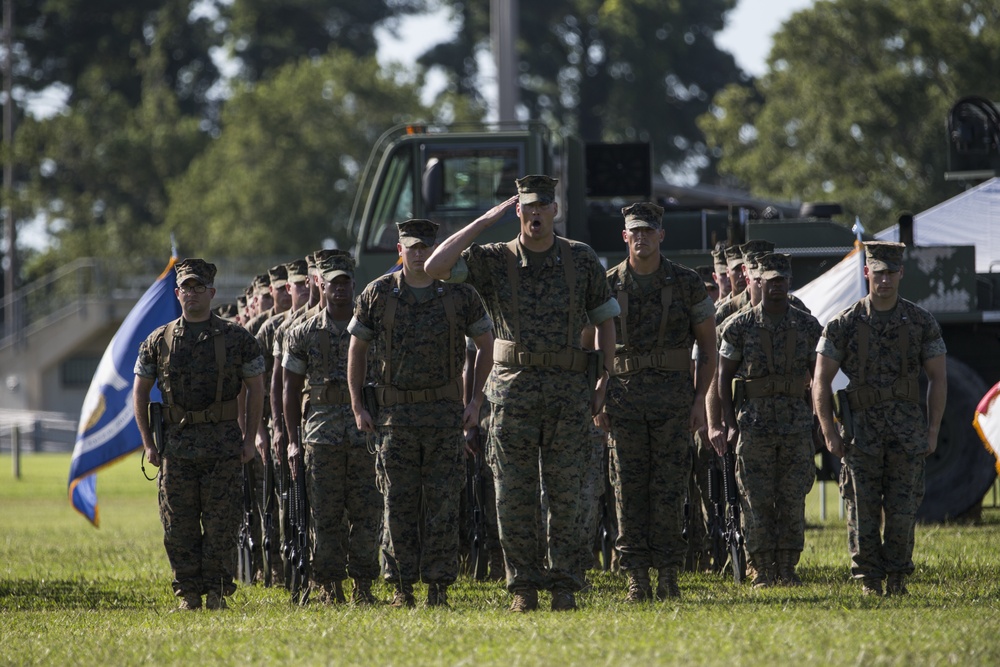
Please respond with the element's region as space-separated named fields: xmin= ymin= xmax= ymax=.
xmin=699 ymin=0 xmax=1000 ymax=230
xmin=164 ymin=51 xmax=430 ymax=259
xmin=420 ymin=0 xmax=744 ymax=180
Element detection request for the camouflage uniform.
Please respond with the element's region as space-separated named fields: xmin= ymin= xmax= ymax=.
xmin=605 ymin=252 xmax=715 ymax=582
xmin=447 ymin=224 xmax=618 ymax=595
xmin=350 ymin=261 xmax=492 ymax=590
xmin=135 ymin=287 xmax=264 ymax=600
xmin=284 ymin=308 xmax=381 ymax=587
xmin=720 ymin=294 xmax=822 ymax=580
xmin=818 ymin=294 xmax=945 ymax=583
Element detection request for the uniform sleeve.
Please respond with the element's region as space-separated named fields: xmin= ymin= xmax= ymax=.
xmin=239 ymin=329 xmax=265 ymax=378
xmin=460 ymin=285 xmax=493 ymax=338
xmin=718 ymin=316 xmax=743 ymax=362
xmin=134 ymin=333 xmax=159 ymax=378
xmin=816 ymin=314 xmax=847 ymax=362
xmin=691 ymin=296 xmax=716 ymax=326
xmin=348 ymin=283 xmax=379 ymax=342
xmin=282 ymin=323 xmax=309 ymax=376
xmin=919 ymin=311 xmax=947 ymax=361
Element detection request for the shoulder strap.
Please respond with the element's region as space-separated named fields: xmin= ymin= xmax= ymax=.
xmin=656 ymin=262 xmax=676 ymax=349
xmin=505 ymin=239 xmax=521 ymax=343
xmin=614 ymin=264 xmax=630 ymax=350
xmin=438 ymin=284 xmax=458 ymax=380
xmin=382 ymin=272 xmax=403 ymax=386
xmin=558 ymin=237 xmax=577 ymax=348
xmin=158 ymin=317 xmax=183 ymax=408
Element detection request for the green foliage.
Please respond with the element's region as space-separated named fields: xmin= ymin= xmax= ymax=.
xmin=700 ymin=0 xmax=1000 ymax=231
xmin=165 ymin=50 xmax=430 ymax=258
xmin=3 ymin=453 xmax=1000 ymax=665
xmin=421 ymin=0 xmax=743 ymax=179
xmin=223 ymin=0 xmax=429 ymax=81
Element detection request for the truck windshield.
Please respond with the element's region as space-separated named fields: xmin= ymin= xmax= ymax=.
xmin=364 ymin=143 xmax=523 ymax=253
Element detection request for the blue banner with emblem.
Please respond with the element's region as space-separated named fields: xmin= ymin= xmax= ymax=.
xmin=68 ymin=258 xmax=181 ymax=526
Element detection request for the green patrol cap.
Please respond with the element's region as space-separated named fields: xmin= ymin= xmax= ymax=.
xmin=253 ymin=273 xmax=271 ymax=297
xmin=739 ymin=239 xmax=775 ymax=260
xmin=725 ymin=245 xmax=745 ymax=271
xmin=712 ymin=246 xmax=728 ymax=271
xmin=622 ymin=202 xmax=664 ymax=230
xmin=175 ymin=258 xmax=217 ymax=286
xmin=515 ymin=174 xmax=558 ymax=205
xmin=318 ymin=250 xmax=356 ymax=281
xmin=757 ymin=252 xmax=792 ymax=280
xmin=285 ymin=259 xmax=309 ymax=282
xmin=268 ymin=263 xmax=288 ymax=289
xmin=397 ymin=219 xmax=439 ymax=247
xmin=864 ymin=241 xmax=905 ymax=272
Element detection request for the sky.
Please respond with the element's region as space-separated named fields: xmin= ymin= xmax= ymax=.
xmin=377 ymin=0 xmax=817 ymax=89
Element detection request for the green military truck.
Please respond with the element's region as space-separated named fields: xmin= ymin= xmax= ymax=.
xmin=347 ymin=120 xmax=998 ymax=522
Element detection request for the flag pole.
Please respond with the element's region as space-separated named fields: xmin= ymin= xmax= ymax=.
xmin=852 ymin=216 xmax=866 ymax=296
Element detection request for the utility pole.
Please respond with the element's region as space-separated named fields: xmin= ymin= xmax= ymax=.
xmin=491 ymin=0 xmax=519 ymax=123
xmin=2 ymin=0 xmax=15 ymax=341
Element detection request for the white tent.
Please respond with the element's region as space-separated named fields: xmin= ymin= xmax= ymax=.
xmin=875 ymin=177 xmax=1000 ymax=274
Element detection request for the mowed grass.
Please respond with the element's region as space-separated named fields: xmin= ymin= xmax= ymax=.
xmin=2 ymin=454 xmax=1000 ymax=666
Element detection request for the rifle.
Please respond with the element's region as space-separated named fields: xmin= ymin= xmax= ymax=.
xmin=261 ymin=451 xmax=276 ymax=587
xmin=141 ymin=402 xmax=166 ymax=481
xmin=288 ymin=453 xmax=310 ymax=605
xmin=276 ymin=443 xmax=293 ymax=589
xmin=834 ymin=388 xmax=855 ymax=444
xmin=721 ymin=448 xmax=746 ymax=584
xmin=236 ymin=462 xmax=256 ymax=586
xmin=706 ymin=456 xmax=728 ymax=573
xmin=465 ymin=427 xmax=489 ymax=580
xmin=598 ymin=443 xmax=617 ymax=571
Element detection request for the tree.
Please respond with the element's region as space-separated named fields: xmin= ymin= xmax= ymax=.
xmin=164 ymin=50 xmax=431 ymax=259
xmin=222 ymin=0 xmax=428 ymax=82
xmin=420 ymin=0 xmax=744 ymax=180
xmin=699 ymin=0 xmax=1000 ymax=230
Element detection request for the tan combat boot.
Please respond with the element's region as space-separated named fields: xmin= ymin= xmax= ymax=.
xmin=176 ymin=591 xmax=202 ymax=612
xmin=776 ymin=550 xmax=803 ymax=586
xmin=390 ymin=582 xmax=416 ymax=608
xmin=749 ymin=552 xmax=775 ymax=589
xmin=550 ymin=589 xmax=577 ymax=611
xmin=885 ymin=574 xmax=908 ymax=596
xmin=205 ymin=590 xmax=227 ymax=610
xmin=426 ymin=583 xmax=450 ymax=608
xmin=351 ymin=579 xmax=376 ymax=606
xmin=509 ymin=588 xmax=538 ymax=613
xmin=655 ymin=567 xmax=681 ymax=600
xmin=625 ymin=570 xmax=652 ymax=603
xmin=861 ymin=577 xmax=883 ymax=597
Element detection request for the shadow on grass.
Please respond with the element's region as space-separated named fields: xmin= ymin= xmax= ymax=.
xmin=0 ymin=578 xmax=160 ymax=611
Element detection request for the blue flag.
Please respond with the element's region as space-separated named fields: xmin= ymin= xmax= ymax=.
xmin=68 ymin=258 xmax=182 ymax=526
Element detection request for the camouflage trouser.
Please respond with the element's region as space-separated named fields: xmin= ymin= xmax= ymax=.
xmin=841 ymin=443 xmax=924 ymax=580
xmin=304 ymin=438 xmax=382 ymax=583
xmin=576 ymin=424 xmax=606 ymax=578
xmin=608 ymin=414 xmax=690 ymax=571
xmin=489 ymin=397 xmax=591 ymax=593
xmin=377 ymin=425 xmax=464 ymax=585
xmin=685 ymin=431 xmax=714 ymax=569
xmin=736 ymin=430 xmax=815 ymax=556
xmin=158 ymin=454 xmax=241 ymax=597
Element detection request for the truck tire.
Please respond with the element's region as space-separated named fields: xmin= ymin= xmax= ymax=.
xmin=917 ymin=356 xmax=996 ymax=522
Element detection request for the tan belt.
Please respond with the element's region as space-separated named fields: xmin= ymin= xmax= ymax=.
xmin=611 ymin=348 xmax=690 ymax=376
xmin=163 ymin=399 xmax=240 ymax=427
xmin=846 ymin=378 xmax=920 ymax=411
xmin=309 ymin=385 xmax=352 ymax=405
xmin=493 ymin=339 xmax=589 ymax=373
xmin=743 ymin=375 xmax=807 ymax=399
xmin=375 ymin=378 xmax=463 ymax=406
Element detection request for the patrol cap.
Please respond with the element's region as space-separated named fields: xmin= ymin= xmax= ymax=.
xmin=743 ymin=251 xmax=768 ymax=277
xmin=267 ymin=263 xmax=289 ymax=289
xmin=318 ymin=250 xmax=356 ymax=281
xmin=397 ymin=219 xmax=439 ymax=247
xmin=254 ymin=273 xmax=271 ymax=297
xmin=175 ymin=258 xmax=217 ymax=286
xmin=515 ymin=174 xmax=558 ymax=205
xmin=712 ymin=246 xmax=729 ymax=272
xmin=758 ymin=252 xmax=792 ymax=280
xmin=739 ymin=239 xmax=775 ymax=260
xmin=622 ymin=202 xmax=664 ymax=230
xmin=864 ymin=241 xmax=905 ymax=272
xmin=725 ymin=245 xmax=745 ymax=271
xmin=311 ymin=249 xmax=339 ymax=272
xmin=285 ymin=259 xmax=309 ymax=283
xmin=213 ymin=303 xmax=237 ymax=320
xmin=696 ymin=265 xmax=718 ymax=291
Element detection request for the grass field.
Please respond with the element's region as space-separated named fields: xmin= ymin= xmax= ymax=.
xmin=3 ymin=453 xmax=1000 ymax=666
